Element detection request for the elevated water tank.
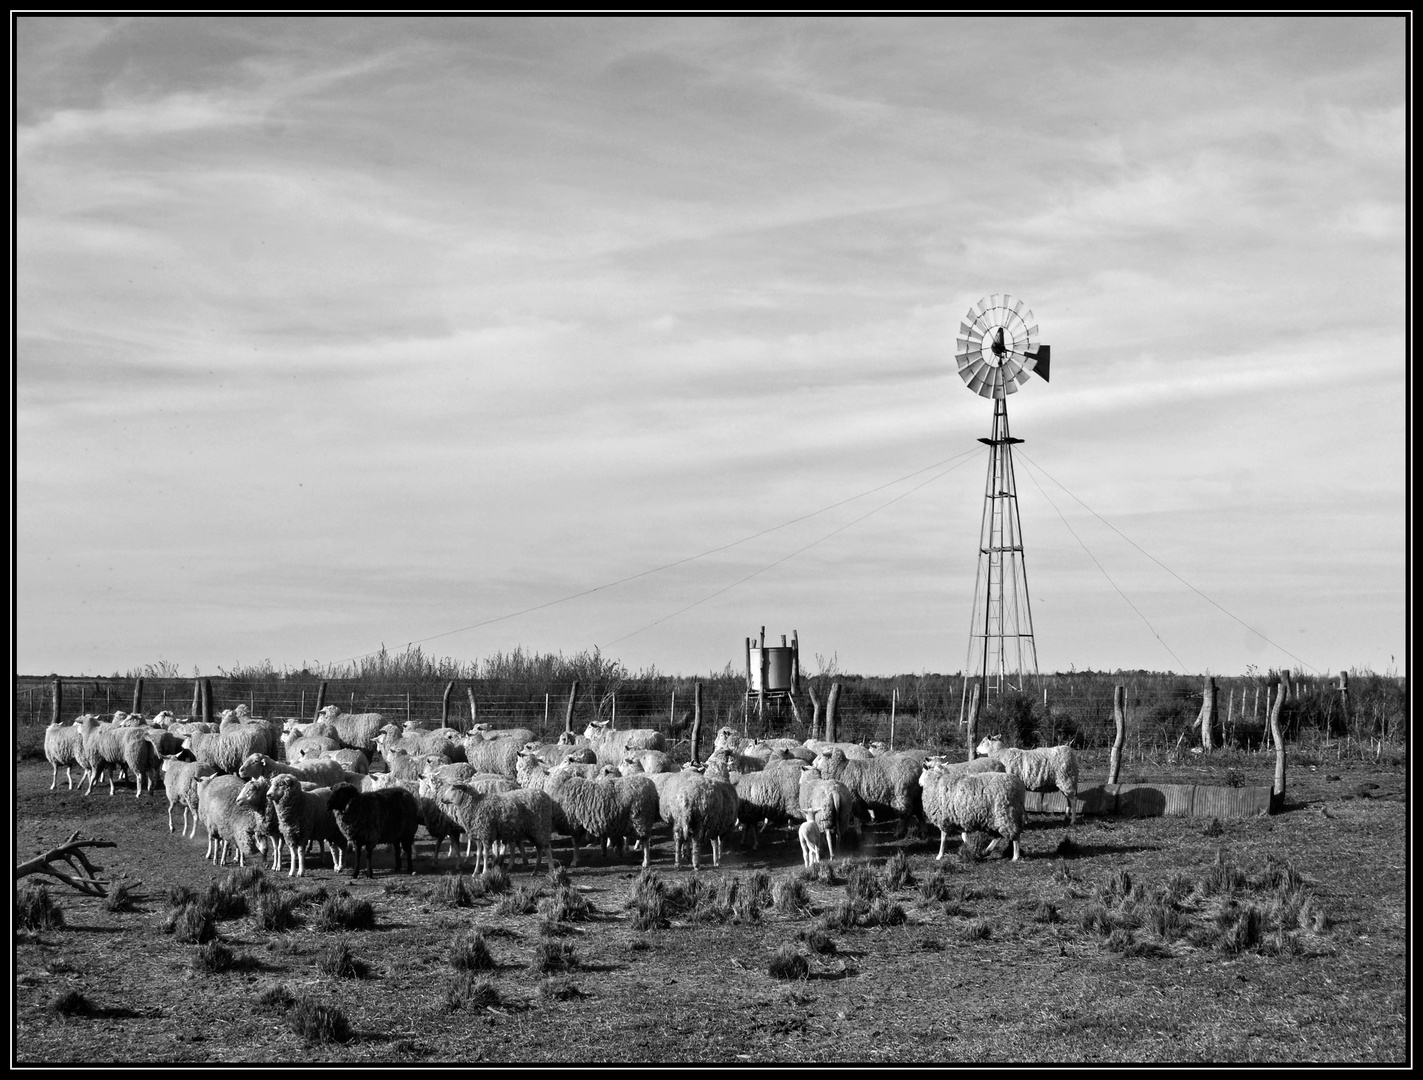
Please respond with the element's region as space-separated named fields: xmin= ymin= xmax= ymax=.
xmin=745 ymin=629 xmax=800 ymax=695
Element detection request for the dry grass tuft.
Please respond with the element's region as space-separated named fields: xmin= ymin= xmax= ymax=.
xmin=767 ymin=943 xmax=809 ymax=981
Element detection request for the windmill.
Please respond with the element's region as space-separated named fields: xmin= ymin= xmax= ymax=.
xmin=954 ymin=294 xmax=1051 ymax=708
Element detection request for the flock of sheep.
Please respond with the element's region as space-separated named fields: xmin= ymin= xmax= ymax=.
xmin=40 ymin=703 xmax=1082 ymax=879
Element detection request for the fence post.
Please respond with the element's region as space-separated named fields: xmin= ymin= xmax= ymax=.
xmin=191 ymin=680 xmax=201 ymax=720
xmin=442 ymin=681 xmax=455 ymax=728
xmin=1197 ymin=675 xmax=1217 ymax=752
xmin=468 ymin=687 xmax=478 ymax=728
xmin=314 ymin=680 xmax=328 ymax=721
xmin=690 ymin=682 xmax=703 ymax=764
xmin=201 ymin=678 xmax=214 ymax=725
xmin=966 ymin=682 xmax=981 ymax=760
xmin=890 ymin=687 xmax=897 ymax=750
xmin=131 ymin=677 xmax=144 ymax=717
xmin=406 ymin=692 xmax=411 ymax=725
xmin=50 ymin=675 xmax=63 ymax=726
xmin=1107 ymin=685 xmax=1126 ymax=784
xmin=1337 ymin=670 xmax=1350 ymax=741
xmin=564 ymin=681 xmax=580 ymax=735
xmin=825 ymin=682 xmax=841 ymax=743
xmin=670 ymin=688 xmax=676 ymax=727
xmin=807 ymin=683 xmax=822 ymax=742
xmin=1269 ymin=671 xmax=1289 ymax=807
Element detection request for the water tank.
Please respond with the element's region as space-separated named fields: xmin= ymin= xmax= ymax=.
xmin=749 ymin=645 xmax=796 ymax=693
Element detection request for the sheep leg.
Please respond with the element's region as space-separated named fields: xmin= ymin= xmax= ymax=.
xmin=936 ymin=827 xmax=949 ymax=861
xmin=49 ymin=763 xmax=58 ymax=791
xmin=167 ymin=801 xmax=176 ymax=833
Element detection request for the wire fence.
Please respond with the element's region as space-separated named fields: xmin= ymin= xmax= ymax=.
xmin=14 ymin=670 xmax=1408 ymax=757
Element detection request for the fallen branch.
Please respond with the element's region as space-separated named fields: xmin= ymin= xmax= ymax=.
xmin=15 ymin=831 xmax=117 ymax=897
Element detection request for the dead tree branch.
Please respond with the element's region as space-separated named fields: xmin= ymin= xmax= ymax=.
xmin=15 ymin=831 xmax=117 ymax=897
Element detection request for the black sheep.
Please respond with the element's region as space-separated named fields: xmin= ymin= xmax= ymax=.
xmin=327 ymin=782 xmax=421 ymax=878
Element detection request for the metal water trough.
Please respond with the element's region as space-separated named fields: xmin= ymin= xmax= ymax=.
xmin=1026 ymin=783 xmax=1274 ymax=819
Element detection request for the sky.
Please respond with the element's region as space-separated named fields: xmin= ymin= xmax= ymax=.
xmin=15 ymin=16 xmax=1409 ymax=680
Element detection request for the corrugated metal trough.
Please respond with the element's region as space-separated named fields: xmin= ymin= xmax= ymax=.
xmin=1024 ymin=783 xmax=1274 ymax=819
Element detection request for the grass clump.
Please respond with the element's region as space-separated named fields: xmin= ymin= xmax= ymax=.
xmin=221 ymin=866 xmax=265 ymax=893
xmin=862 ymin=897 xmax=908 ymax=928
xmin=255 ymin=892 xmax=300 ymax=933
xmin=167 ymin=900 xmax=216 ymax=944
xmin=961 ymin=917 xmax=993 ymax=941
xmin=445 ymin=972 xmax=502 ymax=1012
xmin=192 ymin=939 xmax=255 ymax=974
xmin=477 ymin=864 xmax=511 ymax=896
xmin=102 ymin=883 xmax=136 ymax=913
xmin=202 ymin=881 xmax=248 ymax=921
xmin=313 ymin=890 xmax=375 ymax=932
xmin=843 ymin=861 xmax=885 ymax=905
xmin=917 ymin=865 xmax=955 ymax=903
xmin=772 ymin=875 xmax=810 ymax=915
xmin=449 ymin=930 xmax=495 ymax=972
xmin=494 ymin=882 xmax=543 ymax=916
xmin=547 ymin=864 xmax=572 ymax=890
xmin=539 ymin=976 xmax=588 ymax=1001
xmin=796 ymin=926 xmax=837 ymax=955
xmin=539 ymin=885 xmax=591 ymax=923
xmin=957 ymin=832 xmax=990 ymax=863
xmin=16 ymin=884 xmax=65 ymax=931
xmin=627 ymin=870 xmax=669 ymax=932
xmin=50 ymin=989 xmax=91 ymax=1017
xmin=317 ymin=940 xmax=370 ymax=979
xmin=1033 ymin=901 xmax=1061 ymax=925
xmin=530 ymin=938 xmax=579 ymax=974
xmin=431 ymin=873 xmax=481 ymax=908
xmin=255 ymin=984 xmax=295 ymax=1013
xmin=817 ymin=900 xmax=861 ymax=932
xmin=289 ymin=996 xmax=351 ymax=1045
xmin=767 ymin=943 xmax=809 ymax=981
xmin=814 ymin=860 xmax=840 ymax=886
xmin=881 ymin=851 xmax=914 ymax=891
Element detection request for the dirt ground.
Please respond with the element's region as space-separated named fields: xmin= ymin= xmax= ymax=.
xmin=11 ymin=749 xmax=1408 ymax=1064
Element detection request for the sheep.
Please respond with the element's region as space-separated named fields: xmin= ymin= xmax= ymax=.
xmin=181 ymin=726 xmax=272 ymax=776
xmin=667 ymin=769 xmax=738 ymax=870
xmin=798 ymin=817 xmax=826 ymax=868
xmin=437 ymin=783 xmax=554 ymax=875
xmin=919 ymin=765 xmax=1027 ymax=861
xmin=414 ymin=795 xmax=466 ymax=865
xmin=138 ymin=724 xmax=186 ymax=760
xmin=579 ymin=720 xmax=665 ymax=767
xmin=283 ymin=719 xmax=341 ymax=741
xmin=194 ymin=773 xmax=266 ymax=867
xmin=236 ymin=751 xmax=353 ymax=790
xmin=713 ymin=728 xmax=807 ymax=760
xmin=869 ymin=743 xmax=935 ymax=768
xmin=326 ymin=782 xmax=421 ymax=877
xmin=543 ymin=760 xmax=658 ymax=867
xmin=519 ymin=741 xmax=597 ymax=769
xmin=315 ymin=705 xmax=387 ymax=754
xmin=810 ymin=747 xmax=924 ymax=835
xmin=169 ymin=721 xmax=216 ymax=737
xmin=459 ymin=736 xmax=521 ymax=779
xmin=235 ymin=776 xmax=286 ymax=872
xmin=44 ymin=716 xmax=97 ymax=791
xmin=266 ymin=774 xmax=351 ymax=876
xmin=376 ymin=726 xmax=465 ymax=762
xmin=467 ymin=724 xmax=538 ymax=747
xmin=79 ymin=723 xmax=160 ymax=797
xmin=285 ymin=734 xmax=344 ymax=762
xmin=726 ymin=758 xmax=808 ymax=850
xmin=359 ymin=773 xmax=423 ymax=795
xmin=379 ymin=749 xmax=453 ymax=783
xmin=160 ymin=756 xmax=219 ymax=835
xmin=975 ymin=735 xmax=1080 ymax=824
xmin=217 ymin=714 xmax=283 ymax=759
xmin=622 ymin=748 xmax=676 ymax=775
xmin=796 ymin=765 xmax=859 ymax=857
xmin=803 ymin=738 xmax=874 ymax=760
xmin=306 ymin=747 xmax=370 ymax=775
xmin=705 ymin=746 xmax=767 ymax=778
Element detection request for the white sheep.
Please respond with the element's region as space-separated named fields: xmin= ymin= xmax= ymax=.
xmin=724 ymin=758 xmax=807 ymax=850
xmin=543 ymin=760 xmax=658 ymax=867
xmin=803 ymin=738 xmax=874 ymax=760
xmin=44 ymin=716 xmax=98 ymax=791
xmin=377 ymin=726 xmax=465 ymax=762
xmin=667 ymin=768 xmax=738 ymax=870
xmin=519 ymin=741 xmax=597 ymax=769
xmin=195 ymin=773 xmax=266 ymax=867
xmin=181 ymin=727 xmax=273 ymax=776
xmin=919 ymin=764 xmax=1027 ymax=861
xmin=236 ymin=752 xmax=351 ymax=789
xmin=379 ymin=749 xmax=454 ymax=783
xmin=975 ymin=734 xmax=1080 ymax=824
xmin=810 ymin=747 xmax=924 ymax=834
xmin=235 ymin=776 xmax=286 ymax=872
xmin=622 ymin=748 xmax=676 ymax=775
xmin=315 ymin=705 xmax=388 ymax=754
xmin=266 ymin=774 xmax=349 ymax=876
xmin=459 ymin=736 xmax=521 ymax=779
xmin=160 ymin=756 xmax=219 ymax=835
xmin=467 ymin=723 xmax=538 ymax=746
xmin=437 ymin=783 xmax=554 ymax=875
xmin=796 ymin=765 xmax=858 ymax=858
xmin=79 ymin=723 xmax=160 ymax=797
xmin=579 ymin=720 xmax=665 ymax=767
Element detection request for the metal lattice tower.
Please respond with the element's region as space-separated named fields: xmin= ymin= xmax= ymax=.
xmin=953 ymin=294 xmax=1051 ymax=706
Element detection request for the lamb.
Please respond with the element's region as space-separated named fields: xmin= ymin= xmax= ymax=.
xmin=519 ymin=741 xmax=597 ymax=769
xmin=810 ymin=747 xmax=924 ymax=834
xmin=235 ymin=776 xmax=286 ymax=872
xmin=326 ymin=782 xmax=421 ymax=878
xmin=44 ymin=716 xmax=97 ymax=791
xmin=414 ymin=795 xmax=466 ymax=866
xmin=622 ymin=749 xmax=676 ymax=775
xmin=267 ymin=774 xmax=351 ymax=876
xmin=285 ymin=734 xmax=344 ymax=761
xmin=515 ymin=751 xmax=598 ymax=842
xmin=236 ymin=751 xmax=354 ymax=790
xmin=798 ymin=817 xmax=826 ymax=868
xmin=459 ymin=736 xmax=522 ymax=779
xmin=713 ymin=728 xmax=807 ymax=760
xmin=919 ymin=764 xmax=1027 ymax=861
xmin=194 ymin=773 xmax=266 ymax=867
xmin=666 ymin=768 xmax=739 ymax=870
xmin=705 ymin=746 xmax=767 ymax=778
xmin=796 ymin=765 xmax=858 ymax=857
xmin=181 ymin=726 xmax=273 ymax=776
xmin=379 ymin=749 xmax=453 ymax=783
xmin=543 ymin=760 xmax=658 ymax=867
xmin=79 ymin=723 xmax=160 ymax=797
xmin=579 ymin=720 xmax=665 ymax=767
xmin=316 ymin=705 xmax=388 ymax=754
xmin=160 ymin=756 xmax=219 ymax=834
xmin=437 ymin=783 xmax=554 ymax=875
xmin=975 ymin=735 xmax=1080 ymax=824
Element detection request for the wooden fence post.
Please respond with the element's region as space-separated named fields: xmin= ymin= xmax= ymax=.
xmin=690 ymin=682 xmax=703 ymax=764
xmin=441 ymin=681 xmax=454 ymax=728
xmin=1107 ymin=684 xmax=1126 ymax=784
xmin=890 ymin=687 xmax=897 ymax=750
xmin=201 ymin=678 xmax=214 ymax=725
xmin=564 ymin=681 xmax=580 ymax=735
xmin=468 ymin=687 xmax=478 ymax=728
xmin=1337 ymin=670 xmax=1350 ymax=740
xmin=825 ymin=682 xmax=841 ymax=743
xmin=131 ymin=677 xmax=144 ymax=717
xmin=314 ymin=680 xmax=328 ymax=721
xmin=966 ymin=682 xmax=981 ymax=761
xmin=807 ymin=683 xmax=822 ymax=742
xmin=1198 ymin=675 xmax=1217 ymax=752
xmin=50 ymin=675 xmax=63 ymax=726
xmin=191 ymin=680 xmax=202 ymax=720
xmin=1269 ymin=671 xmax=1289 ymax=807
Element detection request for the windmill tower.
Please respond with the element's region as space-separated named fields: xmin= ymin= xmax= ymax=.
xmin=954 ymin=294 xmax=1052 ymax=706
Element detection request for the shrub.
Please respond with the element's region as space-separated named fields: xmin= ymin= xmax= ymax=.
xmin=203 ymin=882 xmax=247 ymax=921
xmin=540 ymin=885 xmax=591 ymax=923
xmin=862 ymin=897 xmax=907 ymax=928
xmin=431 ymin=874 xmax=480 ymax=908
xmin=477 ymin=865 xmax=511 ymax=896
xmin=450 ymin=931 xmax=495 ymax=972
xmin=314 ymin=891 xmax=375 ymax=932
xmin=445 ymin=972 xmax=501 ymax=1012
xmin=494 ymin=882 xmax=543 ymax=916
xmin=289 ymin=997 xmax=351 ymax=1045
xmin=16 ymin=884 xmax=64 ymax=931
xmin=255 ymin=984 xmax=295 ymax=1013
xmin=102 ymin=883 xmax=136 ymax=914
xmin=843 ymin=862 xmax=885 ymax=905
xmin=767 ymin=944 xmax=809 ymax=981
xmin=796 ymin=926 xmax=836 ymax=955
xmin=169 ymin=901 xmax=216 ymax=944
xmin=317 ymin=940 xmax=370 ymax=979
xmin=50 ymin=989 xmax=91 ymax=1017
xmin=772 ymin=876 xmax=810 ymax=915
